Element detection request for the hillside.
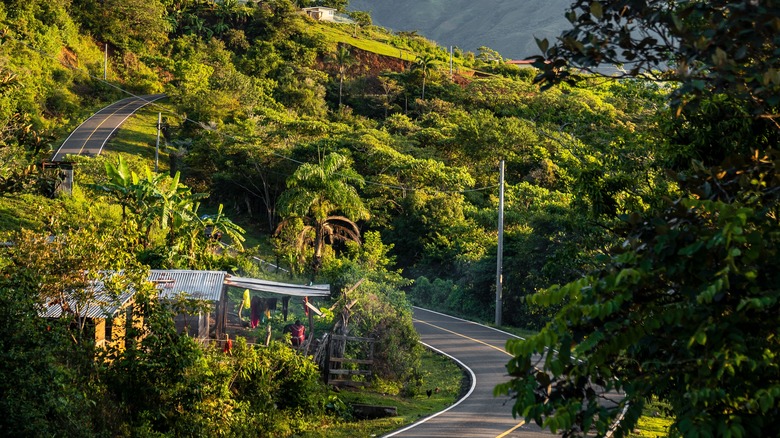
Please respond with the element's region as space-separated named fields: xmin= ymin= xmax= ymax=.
xmin=4 ymin=1 xmax=776 ymax=436
xmin=348 ymin=0 xmax=573 ymax=59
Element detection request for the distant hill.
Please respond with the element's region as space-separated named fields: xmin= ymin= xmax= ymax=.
xmin=348 ymin=0 xmax=573 ymax=60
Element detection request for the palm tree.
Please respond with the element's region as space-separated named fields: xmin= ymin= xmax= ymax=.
xmin=414 ymin=54 xmax=438 ymax=100
xmin=275 ymin=152 xmax=369 ymax=276
xmin=327 ymin=44 xmax=356 ymax=107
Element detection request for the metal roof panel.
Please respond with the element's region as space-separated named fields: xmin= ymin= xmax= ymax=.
xmin=224 ymin=276 xmax=330 ymax=297
xmin=148 ymin=270 xmax=227 ymax=302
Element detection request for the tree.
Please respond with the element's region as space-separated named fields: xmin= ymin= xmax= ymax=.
xmin=144 ymin=169 xmax=207 ymax=247
xmin=0 ymin=227 xmax=134 ymax=436
xmin=476 ymin=45 xmax=502 ymax=64
xmin=347 ymin=10 xmax=372 ymax=27
xmin=275 ymin=152 xmax=369 ymax=277
xmin=499 ymin=1 xmax=780 ymax=436
xmin=90 ymin=157 xmax=245 ymax=266
xmin=530 ymin=0 xmax=780 ymax=121
xmin=377 ymin=75 xmax=401 ymax=118
xmin=2 ymin=226 xmax=137 ymax=335
xmin=413 ymin=54 xmax=438 ymax=100
xmin=73 ymin=0 xmax=170 ymax=51
xmin=91 ymin=158 xmax=209 ymax=248
xmin=498 ymin=164 xmax=780 ymax=437
xmin=93 ymin=155 xmax=150 ymax=221
xmin=327 ymin=44 xmax=356 ymax=108
xmin=319 ymin=0 xmax=349 ymax=12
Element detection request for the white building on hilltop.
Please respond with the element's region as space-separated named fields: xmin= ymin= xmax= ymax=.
xmin=302 ymin=7 xmax=336 ymax=21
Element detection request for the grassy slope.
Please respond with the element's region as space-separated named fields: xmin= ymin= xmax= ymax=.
xmin=107 ymin=103 xmax=171 ymax=172
xmin=302 ymin=348 xmax=465 ymax=437
xmin=312 ymin=20 xmax=477 ymax=76
xmin=313 ymin=21 xmax=418 ymax=62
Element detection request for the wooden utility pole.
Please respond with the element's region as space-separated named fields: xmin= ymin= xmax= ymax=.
xmin=155 ymin=112 xmax=161 ymax=172
xmin=495 ymin=160 xmax=505 ymax=326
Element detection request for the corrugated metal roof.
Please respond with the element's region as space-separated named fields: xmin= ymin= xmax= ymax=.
xmin=224 ymin=275 xmax=330 ymax=297
xmin=42 ymin=281 xmax=135 ymax=319
xmin=40 ymin=271 xmax=329 ymax=320
xmin=148 ymin=270 xmax=227 ymax=302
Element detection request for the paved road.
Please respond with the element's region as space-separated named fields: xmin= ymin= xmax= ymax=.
xmin=51 ymin=94 xmax=165 ymax=162
xmin=385 ymin=307 xmax=553 ymax=438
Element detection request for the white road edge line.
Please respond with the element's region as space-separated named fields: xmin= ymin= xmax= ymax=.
xmin=412 ymin=306 xmax=527 ymax=340
xmin=414 ymin=307 xmax=627 ymax=435
xmin=380 ymin=339 xmax=477 ymax=438
xmin=95 ymin=94 xmax=166 ymax=156
xmin=51 ymin=94 xmax=165 ymax=161
xmin=50 ymin=98 xmax=133 ymax=161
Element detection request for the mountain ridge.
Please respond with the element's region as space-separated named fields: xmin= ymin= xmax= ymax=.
xmin=348 ymin=0 xmax=573 ymax=60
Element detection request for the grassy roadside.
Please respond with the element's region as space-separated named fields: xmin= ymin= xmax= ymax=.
xmin=629 ymin=398 xmax=673 ymax=437
xmin=313 ymin=22 xmax=418 ymax=62
xmin=106 ymin=102 xmax=172 ymax=173
xmin=302 ymin=346 xmax=465 ymax=438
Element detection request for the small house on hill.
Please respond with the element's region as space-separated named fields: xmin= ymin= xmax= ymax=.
xmin=302 ymin=7 xmax=336 ymax=21
xmin=38 ymin=269 xmax=331 ymax=350
xmin=41 ymin=279 xmax=137 ymax=351
xmin=150 ymin=269 xmax=226 ymax=339
xmin=149 ymin=270 xmax=330 ymax=342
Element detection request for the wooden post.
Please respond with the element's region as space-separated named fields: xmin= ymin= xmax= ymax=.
xmin=155 ymin=112 xmax=161 ymax=172
xmin=450 ymin=46 xmax=453 ymax=80
xmin=306 ymin=299 xmax=314 ymax=355
xmin=324 ymin=334 xmax=332 ymax=384
xmin=215 ymin=284 xmax=229 ymax=339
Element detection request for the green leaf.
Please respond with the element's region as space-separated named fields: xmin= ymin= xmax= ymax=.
xmin=536 ymin=37 xmax=550 ymax=54
xmin=590 ymin=1 xmax=603 ymax=20
xmin=688 ymin=330 xmax=707 ymax=348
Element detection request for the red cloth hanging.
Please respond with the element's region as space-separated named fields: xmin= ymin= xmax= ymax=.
xmin=250 ymin=296 xmax=261 ymax=328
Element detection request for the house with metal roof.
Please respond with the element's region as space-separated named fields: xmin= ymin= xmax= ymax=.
xmin=148 ymin=270 xmax=330 ymax=341
xmin=41 ymin=270 xmax=331 ymax=347
xmin=41 ymin=277 xmax=137 ymax=351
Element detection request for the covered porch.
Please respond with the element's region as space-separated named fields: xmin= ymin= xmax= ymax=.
xmin=148 ymin=270 xmax=330 ymax=347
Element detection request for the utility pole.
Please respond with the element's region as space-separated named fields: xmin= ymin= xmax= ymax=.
xmin=495 ymin=160 xmax=505 ymax=326
xmin=104 ymin=43 xmax=107 ymax=80
xmin=155 ymin=112 xmax=161 ymax=172
xmin=449 ymin=46 xmax=453 ymax=79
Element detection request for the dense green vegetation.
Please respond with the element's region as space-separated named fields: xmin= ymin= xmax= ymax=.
xmin=499 ymin=1 xmax=780 ymax=437
xmin=2 ymin=0 xmax=775 ymax=436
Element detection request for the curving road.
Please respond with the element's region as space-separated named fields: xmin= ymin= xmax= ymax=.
xmin=386 ymin=307 xmax=553 ymax=437
xmin=51 ymin=94 xmax=165 ymax=162
xmin=54 ymin=94 xmax=552 ymax=436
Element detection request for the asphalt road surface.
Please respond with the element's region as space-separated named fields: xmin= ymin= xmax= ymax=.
xmin=385 ymin=307 xmax=553 ymax=438
xmin=51 ymin=94 xmax=165 ymax=162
